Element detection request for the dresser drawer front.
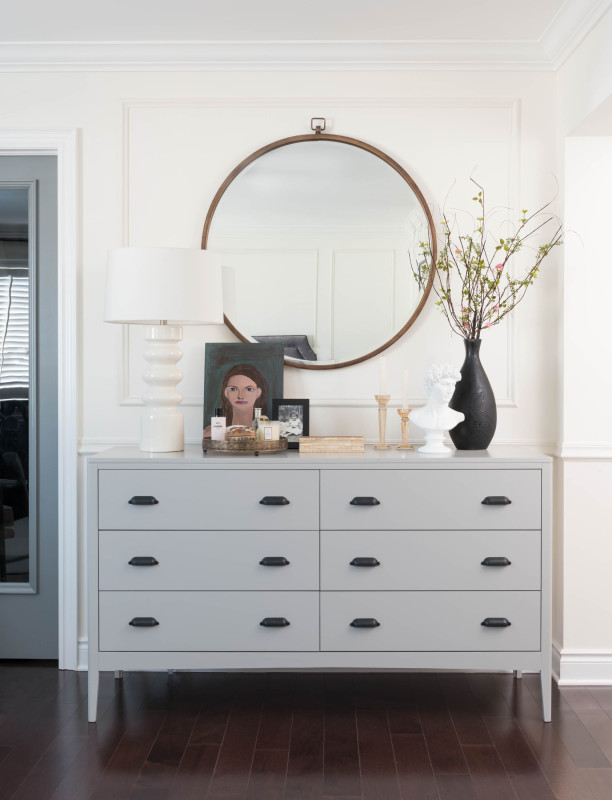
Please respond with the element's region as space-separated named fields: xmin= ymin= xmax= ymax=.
xmin=99 ymin=530 xmax=319 ymax=591
xmin=98 ymin=469 xmax=319 ymax=530
xmin=320 ymin=591 xmax=540 ymax=652
xmin=99 ymin=591 xmax=319 ymax=651
xmin=321 ymin=530 xmax=540 ymax=591
xmin=320 ymin=470 xmax=541 ymax=530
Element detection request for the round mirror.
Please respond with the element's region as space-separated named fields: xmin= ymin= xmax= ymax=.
xmin=202 ymin=133 xmax=436 ymax=369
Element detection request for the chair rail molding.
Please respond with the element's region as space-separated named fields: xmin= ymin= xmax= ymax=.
xmin=0 ymin=129 xmax=79 ymax=671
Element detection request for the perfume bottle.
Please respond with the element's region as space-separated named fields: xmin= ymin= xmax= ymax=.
xmin=251 ymin=407 xmax=262 ymax=433
xmin=210 ymin=407 xmax=226 ymax=441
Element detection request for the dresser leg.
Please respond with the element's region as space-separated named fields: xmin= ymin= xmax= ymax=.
xmin=88 ymin=669 xmax=99 ymax=723
xmin=513 ymin=669 xmax=522 ymax=679
xmin=541 ymin=667 xmax=552 ymax=723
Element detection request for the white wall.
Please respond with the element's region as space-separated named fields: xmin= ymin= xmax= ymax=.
xmin=554 ymin=6 xmax=612 ymax=683
xmin=0 ymin=67 xmax=560 ymax=659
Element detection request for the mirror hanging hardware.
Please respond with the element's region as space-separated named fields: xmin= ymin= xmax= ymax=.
xmin=310 ymin=117 xmax=326 ymax=134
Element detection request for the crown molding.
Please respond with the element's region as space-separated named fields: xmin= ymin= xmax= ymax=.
xmin=0 ymin=1 xmax=610 ymax=72
xmin=0 ymin=39 xmax=560 ymax=73
xmin=541 ymin=0 xmax=612 ymax=68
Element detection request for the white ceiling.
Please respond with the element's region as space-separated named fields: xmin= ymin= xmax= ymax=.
xmin=1 ymin=0 xmax=567 ymax=42
xmin=1 ymin=0 xmax=610 ymax=70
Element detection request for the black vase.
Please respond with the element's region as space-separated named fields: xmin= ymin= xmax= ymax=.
xmin=449 ymin=338 xmax=497 ymax=450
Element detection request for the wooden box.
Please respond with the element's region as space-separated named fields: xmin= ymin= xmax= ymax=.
xmin=298 ymin=436 xmax=365 ymax=454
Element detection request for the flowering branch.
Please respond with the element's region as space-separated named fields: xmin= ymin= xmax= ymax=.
xmin=416 ymin=178 xmax=563 ymax=339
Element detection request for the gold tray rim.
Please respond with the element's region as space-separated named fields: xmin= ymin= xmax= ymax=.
xmin=202 ymin=436 xmax=289 ymax=454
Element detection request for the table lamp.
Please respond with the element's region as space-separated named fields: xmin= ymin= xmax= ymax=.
xmin=104 ymin=247 xmax=223 ymax=452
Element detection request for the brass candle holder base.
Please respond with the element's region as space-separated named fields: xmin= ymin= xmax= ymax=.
xmin=374 ymin=394 xmax=391 ymax=450
xmin=397 ymin=408 xmax=414 ymax=450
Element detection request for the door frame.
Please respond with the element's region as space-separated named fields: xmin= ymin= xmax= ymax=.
xmin=0 ymin=130 xmax=78 ymax=669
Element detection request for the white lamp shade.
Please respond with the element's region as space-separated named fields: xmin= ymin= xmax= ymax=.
xmin=104 ymin=247 xmax=224 ymax=325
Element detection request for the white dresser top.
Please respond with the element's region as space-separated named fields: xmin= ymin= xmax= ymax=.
xmin=89 ymin=444 xmax=552 ymax=468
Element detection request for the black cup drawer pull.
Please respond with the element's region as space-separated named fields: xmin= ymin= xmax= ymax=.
xmin=128 ymin=556 xmax=159 ymax=567
xmin=481 ymin=557 xmax=512 ymax=567
xmin=482 ymin=496 xmax=512 ymax=506
xmin=350 ymin=557 xmax=381 ymax=567
xmin=481 ymin=617 xmax=512 ymax=628
xmin=129 ymin=617 xmax=159 ymax=627
xmin=259 ymin=496 xmax=290 ymax=506
xmin=350 ymin=497 xmax=380 ymax=506
xmin=128 ymin=496 xmax=159 ymax=506
xmin=260 ymin=617 xmax=290 ymax=627
xmin=259 ymin=556 xmax=290 ymax=567
xmin=350 ymin=618 xmax=380 ymax=628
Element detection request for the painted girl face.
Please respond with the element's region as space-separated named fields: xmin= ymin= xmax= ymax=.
xmin=224 ymin=374 xmax=262 ymax=409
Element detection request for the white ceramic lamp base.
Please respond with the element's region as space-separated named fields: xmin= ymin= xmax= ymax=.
xmin=140 ymin=325 xmax=184 ymax=452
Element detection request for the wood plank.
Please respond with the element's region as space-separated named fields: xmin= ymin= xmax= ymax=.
xmin=436 ymin=774 xmax=480 ymax=800
xmin=438 ymin=674 xmax=492 ymax=747
xmin=207 ymin=698 xmax=262 ymax=799
xmin=557 ymin=686 xmax=612 ymax=765
xmin=50 ymin=674 xmax=150 ymax=800
xmin=484 ymin=714 xmax=557 ymax=800
xmin=246 ymin=749 xmax=289 ymax=800
xmin=521 ymin=675 xmax=610 ymax=769
xmin=416 ymin=675 xmax=468 ymax=775
xmin=284 ymin=705 xmax=325 ymax=800
xmin=89 ymin=709 xmax=167 ymax=800
xmin=323 ymin=698 xmax=361 ymax=797
xmin=462 ymin=744 xmax=518 ymax=800
xmin=392 ymin=732 xmax=439 ymax=800
xmin=169 ymin=742 xmax=220 ymax=800
xmin=355 ymin=708 xmax=401 ymax=800
xmin=128 ymin=707 xmax=198 ymax=799
xmin=581 ymin=767 xmax=612 ymax=800
xmin=494 ymin=674 xmax=598 ymax=800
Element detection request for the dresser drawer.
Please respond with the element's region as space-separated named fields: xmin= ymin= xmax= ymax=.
xmin=320 ymin=469 xmax=541 ymax=530
xmin=99 ymin=591 xmax=319 ymax=651
xmin=320 ymin=591 xmax=540 ymax=652
xmin=321 ymin=530 xmax=540 ymax=591
xmin=99 ymin=530 xmax=319 ymax=590
xmin=98 ymin=469 xmax=318 ymax=530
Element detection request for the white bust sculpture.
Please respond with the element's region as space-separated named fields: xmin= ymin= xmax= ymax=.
xmin=410 ymin=364 xmax=465 ymax=454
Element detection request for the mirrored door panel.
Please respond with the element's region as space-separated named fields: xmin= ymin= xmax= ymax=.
xmin=0 ymin=183 xmax=34 ymax=589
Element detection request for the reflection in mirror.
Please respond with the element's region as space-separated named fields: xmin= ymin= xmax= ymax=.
xmin=0 ymin=187 xmax=31 ymax=585
xmin=204 ymin=136 xmax=435 ymax=369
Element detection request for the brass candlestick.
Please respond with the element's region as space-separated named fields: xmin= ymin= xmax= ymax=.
xmin=374 ymin=394 xmax=391 ymax=450
xmin=397 ymin=408 xmax=414 ymax=450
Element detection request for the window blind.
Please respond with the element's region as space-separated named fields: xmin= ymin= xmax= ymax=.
xmin=0 ymin=273 xmax=29 ymax=400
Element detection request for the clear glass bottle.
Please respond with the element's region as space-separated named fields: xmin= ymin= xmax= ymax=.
xmin=251 ymin=407 xmax=262 ymax=433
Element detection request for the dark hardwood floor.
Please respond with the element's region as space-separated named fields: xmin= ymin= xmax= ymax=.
xmin=1 ymin=663 xmax=611 ymax=799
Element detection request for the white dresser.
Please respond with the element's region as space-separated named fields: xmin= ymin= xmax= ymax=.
xmin=87 ymin=445 xmax=552 ymax=722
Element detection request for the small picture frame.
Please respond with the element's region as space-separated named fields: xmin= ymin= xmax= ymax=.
xmin=272 ymin=399 xmax=310 ymax=449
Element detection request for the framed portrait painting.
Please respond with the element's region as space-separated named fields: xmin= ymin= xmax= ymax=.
xmin=272 ymin=398 xmax=310 ymax=449
xmin=204 ymin=343 xmax=284 ymax=432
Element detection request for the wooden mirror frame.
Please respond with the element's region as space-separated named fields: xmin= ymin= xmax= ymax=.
xmin=202 ymin=132 xmax=437 ymax=370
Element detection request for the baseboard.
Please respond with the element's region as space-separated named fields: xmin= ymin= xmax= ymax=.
xmin=554 ymin=642 xmax=612 ymax=685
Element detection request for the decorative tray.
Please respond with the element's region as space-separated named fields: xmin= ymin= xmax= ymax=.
xmin=202 ymin=437 xmax=288 ymax=455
